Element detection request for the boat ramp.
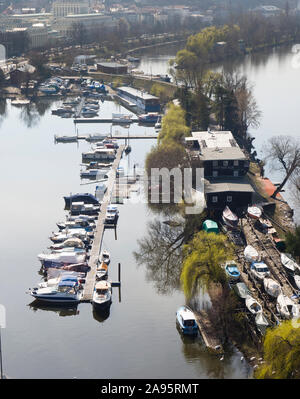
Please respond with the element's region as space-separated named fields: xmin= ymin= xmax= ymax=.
xmin=81 ymin=145 xmax=125 ymax=302
xmin=194 ymin=310 xmax=223 ymax=354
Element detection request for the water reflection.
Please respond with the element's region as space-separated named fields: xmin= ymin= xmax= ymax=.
xmin=134 ymin=217 xmax=183 ymax=295
xmin=28 ymin=301 xmax=80 ymax=317
xmin=92 ymin=307 xmax=111 ymax=323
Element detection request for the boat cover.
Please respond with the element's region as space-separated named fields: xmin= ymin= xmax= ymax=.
xmin=233 ymin=282 xmax=251 ymax=299
xmin=263 ymin=278 xmax=281 ymax=297
xmin=244 ymin=245 xmax=259 ymax=262
xmin=202 ymin=220 xmax=219 ymax=234
xmin=281 ymin=253 xmax=299 ymax=273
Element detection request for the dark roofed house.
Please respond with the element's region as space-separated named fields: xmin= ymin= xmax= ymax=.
xmin=97 ymin=62 xmax=128 ymax=75
xmin=185 ymin=130 xmax=253 ymax=211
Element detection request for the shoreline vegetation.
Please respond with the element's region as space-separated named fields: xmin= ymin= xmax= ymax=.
xmin=138 ymin=22 xmax=300 ymax=378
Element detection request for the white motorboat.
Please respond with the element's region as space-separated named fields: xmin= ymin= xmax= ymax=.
xmin=37 ymin=252 xmax=86 ymax=269
xmin=222 ymin=206 xmax=239 ymax=229
xmin=92 ymin=281 xmax=112 ymax=311
xmin=247 ymin=205 xmax=262 ymax=219
xmin=255 ymin=312 xmax=269 ymax=335
xmin=105 ymin=205 xmax=119 ymax=224
xmin=281 ymin=253 xmax=300 ymax=276
xmin=100 ymin=250 xmax=110 ymax=265
xmin=276 ymin=294 xmax=300 ymax=319
xmin=250 ymin=261 xmax=270 ymax=281
xmin=50 ymin=229 xmax=90 ymax=244
xmin=38 ymin=273 xmax=85 ymax=289
xmin=50 ymin=237 xmax=85 ymax=250
xmin=263 ymin=278 xmax=281 ymax=298
xmin=244 ymin=245 xmax=260 ymax=263
xmin=245 ymin=296 xmax=262 ymax=315
xmin=29 ymin=280 xmax=82 ymax=304
xmin=82 ymin=149 xmax=116 ymax=162
xmin=96 ymin=261 xmax=108 ymax=280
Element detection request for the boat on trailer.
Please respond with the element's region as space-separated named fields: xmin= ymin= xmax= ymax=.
xmin=276 ymin=294 xmax=300 ymax=319
xmin=263 ymin=278 xmax=281 ymax=298
xmin=245 ymin=296 xmax=262 ymax=315
xmin=247 ymin=205 xmax=262 ymax=220
xmin=281 ymin=253 xmax=300 ymax=276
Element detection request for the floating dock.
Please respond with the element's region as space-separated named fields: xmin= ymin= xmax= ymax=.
xmin=194 ymin=310 xmax=223 ymax=353
xmin=74 ymin=118 xmax=139 ymax=124
xmin=81 ymin=145 xmax=125 ymax=302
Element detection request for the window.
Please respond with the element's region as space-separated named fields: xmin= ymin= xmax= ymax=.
xmin=212 ymin=160 xmax=218 ymax=167
xmin=212 ymin=196 xmax=218 ymax=203
xmin=227 ymin=196 xmax=232 ymax=202
xmin=234 ymin=160 xmax=239 ymax=166
xmin=223 ymin=160 xmax=228 ymax=167
xmin=233 ymin=170 xmax=239 ymax=177
xmin=244 ymin=160 xmax=250 ymax=167
xmin=213 ymin=170 xmax=218 ymax=177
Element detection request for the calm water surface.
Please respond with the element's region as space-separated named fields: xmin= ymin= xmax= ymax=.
xmin=0 ymin=99 xmax=249 ymax=378
xmin=1 ymin=44 xmax=297 ymax=379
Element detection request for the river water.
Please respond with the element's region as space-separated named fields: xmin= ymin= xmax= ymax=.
xmin=0 ymin=43 xmax=297 ymax=379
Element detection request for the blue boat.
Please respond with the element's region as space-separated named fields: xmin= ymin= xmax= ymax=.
xmin=176 ymin=306 xmax=198 ymax=335
xmin=225 ymin=261 xmax=240 ymax=281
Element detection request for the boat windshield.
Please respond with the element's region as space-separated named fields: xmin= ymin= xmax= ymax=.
xmin=258 ymin=267 xmax=269 ymax=273
xmin=183 ymin=319 xmax=196 ymax=327
xmin=96 ymin=289 xmax=107 ymax=295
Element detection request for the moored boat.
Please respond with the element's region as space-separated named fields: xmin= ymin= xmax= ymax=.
xmin=100 ymin=250 xmax=110 ymax=265
xmin=64 ymin=193 xmax=99 ymax=208
xmin=92 ymin=281 xmax=112 ymax=311
xmin=176 ymin=306 xmax=198 ymax=335
xmin=138 ymin=113 xmax=160 ymax=123
xmin=96 ymin=262 xmax=108 ymax=280
xmin=29 ymin=280 xmax=82 ymax=304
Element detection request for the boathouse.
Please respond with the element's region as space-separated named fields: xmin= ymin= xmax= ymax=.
xmin=185 ymin=130 xmax=254 ymax=210
xmin=116 ymin=86 xmax=160 ymax=112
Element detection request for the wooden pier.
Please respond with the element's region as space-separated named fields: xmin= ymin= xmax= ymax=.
xmin=194 ymin=310 xmax=223 ymax=353
xmin=81 ymin=145 xmax=125 ymax=302
xmin=74 ymin=118 xmax=139 ymax=124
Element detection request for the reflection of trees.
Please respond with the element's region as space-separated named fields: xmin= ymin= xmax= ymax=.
xmin=134 ymin=217 xmax=184 ymax=295
xmin=19 ymin=103 xmax=41 ymax=127
xmin=34 ymin=99 xmax=53 ymax=117
xmin=0 ymin=99 xmax=7 ymax=127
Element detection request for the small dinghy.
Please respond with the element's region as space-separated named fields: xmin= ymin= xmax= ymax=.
xmin=92 ymin=281 xmax=112 ymax=311
xmin=247 ymin=205 xmax=262 ymax=220
xmin=224 ymin=261 xmax=240 ymax=281
xmin=96 ymin=262 xmax=108 ymax=280
xmin=250 ymin=261 xmax=270 ymax=281
xmin=263 ymin=278 xmax=281 ymax=298
xmin=276 ymin=293 xmax=300 ymax=319
xmin=176 ymin=306 xmax=198 ymax=335
xmin=222 ymin=206 xmax=239 ymax=229
xmin=281 ymin=253 xmax=300 ymax=276
xmin=244 ymin=245 xmax=260 ymax=263
xmin=245 ymin=296 xmax=262 ymax=315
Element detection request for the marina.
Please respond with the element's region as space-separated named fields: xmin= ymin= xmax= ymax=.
xmin=1 ymin=42 xmax=300 ymax=380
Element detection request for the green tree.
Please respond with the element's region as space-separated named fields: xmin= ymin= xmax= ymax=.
xmin=285 ymin=226 xmax=300 ymax=259
xmin=181 ymin=231 xmax=235 ymax=300
xmin=158 ymin=103 xmax=190 ymax=145
xmin=255 ymin=320 xmax=300 ymax=379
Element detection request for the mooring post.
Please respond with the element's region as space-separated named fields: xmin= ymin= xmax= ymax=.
xmin=0 ymin=327 xmax=3 ymax=380
xmin=118 ymin=262 xmax=121 ymax=283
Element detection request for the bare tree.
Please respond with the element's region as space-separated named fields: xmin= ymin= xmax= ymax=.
xmin=265 ymin=136 xmax=300 ymax=198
